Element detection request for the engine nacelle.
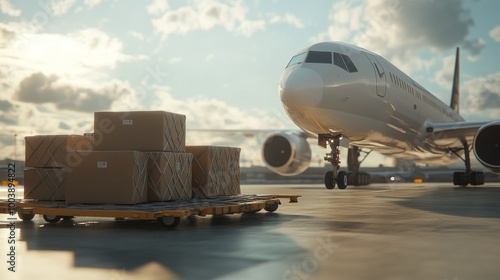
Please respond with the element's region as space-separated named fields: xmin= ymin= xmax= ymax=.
xmin=473 ymin=121 xmax=500 ymax=174
xmin=261 ymin=132 xmax=311 ymax=176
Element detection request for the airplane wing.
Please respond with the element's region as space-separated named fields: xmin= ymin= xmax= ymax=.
xmin=425 ymin=121 xmax=492 ymax=149
xmin=188 ymin=128 xmax=310 ymax=138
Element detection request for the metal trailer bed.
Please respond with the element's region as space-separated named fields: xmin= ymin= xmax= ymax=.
xmin=0 ymin=194 xmax=300 ymax=229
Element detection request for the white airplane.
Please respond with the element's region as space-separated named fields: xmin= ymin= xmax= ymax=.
xmin=260 ymin=41 xmax=500 ymax=189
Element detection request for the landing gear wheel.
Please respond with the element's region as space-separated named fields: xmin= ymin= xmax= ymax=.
xmin=18 ymin=212 xmax=35 ymax=221
xmin=337 ymin=171 xmax=348 ymax=189
xmin=470 ymin=171 xmax=485 ymax=186
xmin=324 ymin=171 xmax=335 ymax=189
xmin=158 ymin=216 xmax=180 ymax=229
xmin=43 ymin=215 xmax=61 ymax=223
xmin=264 ymin=203 xmax=279 ymax=212
xmin=453 ymin=172 xmax=468 ymax=186
xmin=361 ymin=173 xmax=371 ymax=185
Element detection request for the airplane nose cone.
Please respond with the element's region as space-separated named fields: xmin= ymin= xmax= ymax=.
xmin=279 ymin=68 xmax=324 ymax=108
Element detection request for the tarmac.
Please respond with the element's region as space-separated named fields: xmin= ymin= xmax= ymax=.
xmin=1 ymin=182 xmax=500 ymax=280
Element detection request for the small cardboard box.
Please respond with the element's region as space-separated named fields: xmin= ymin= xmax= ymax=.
xmin=24 ymin=168 xmax=66 ymax=201
xmin=65 ymin=151 xmax=148 ymax=204
xmin=147 ymin=152 xmax=193 ymax=201
xmin=186 ymin=146 xmax=241 ymax=198
xmin=25 ymin=135 xmax=94 ymax=168
xmin=94 ymin=111 xmax=186 ymax=152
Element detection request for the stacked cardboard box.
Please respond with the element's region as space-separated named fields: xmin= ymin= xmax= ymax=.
xmin=186 ymin=146 xmax=241 ymax=198
xmin=24 ymin=110 xmax=242 ymax=204
xmin=146 ymin=152 xmax=193 ymax=201
xmin=65 ymin=151 xmax=148 ymax=204
xmin=93 ymin=111 xmax=185 ymax=152
xmin=64 ymin=111 xmax=188 ymax=204
xmin=24 ymin=168 xmax=66 ymax=200
xmin=25 ymin=135 xmax=94 ymax=168
xmin=24 ymin=135 xmax=94 ymax=201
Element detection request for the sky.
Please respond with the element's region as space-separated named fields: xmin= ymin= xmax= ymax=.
xmin=0 ymin=0 xmax=499 ymax=167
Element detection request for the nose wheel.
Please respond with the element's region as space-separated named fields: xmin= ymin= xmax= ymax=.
xmin=323 ymin=135 xmax=348 ymax=189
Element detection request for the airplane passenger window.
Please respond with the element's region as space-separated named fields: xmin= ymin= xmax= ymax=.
xmin=305 ymin=51 xmax=332 ymax=64
xmin=341 ymin=54 xmax=358 ymax=72
xmin=286 ymin=52 xmax=307 ymax=68
xmin=333 ymin=52 xmax=348 ymax=71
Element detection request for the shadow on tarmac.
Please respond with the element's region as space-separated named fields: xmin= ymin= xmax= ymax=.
xmin=396 ymin=185 xmax=500 ymax=219
xmin=17 ymin=212 xmax=308 ymax=279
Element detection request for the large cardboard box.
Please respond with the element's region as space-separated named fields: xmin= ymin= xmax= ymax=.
xmin=25 ymin=135 xmax=94 ymax=168
xmin=24 ymin=168 xmax=66 ymax=200
xmin=186 ymin=146 xmax=241 ymax=198
xmin=65 ymin=151 xmax=148 ymax=204
xmin=147 ymin=152 xmax=193 ymax=201
xmin=94 ymin=111 xmax=185 ymax=152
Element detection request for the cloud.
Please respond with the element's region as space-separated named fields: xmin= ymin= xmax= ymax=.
xmin=147 ymin=0 xmax=169 ymax=15
xmin=434 ymin=55 xmax=456 ymax=90
xmin=463 ymin=73 xmax=500 ymax=117
xmin=312 ymin=0 xmax=483 ymax=73
xmin=0 ymin=0 xmax=20 ymax=17
xmin=129 ymin=30 xmax=145 ymax=41
xmin=150 ymin=0 xmax=265 ymax=40
xmin=0 ymin=99 xmax=18 ymax=126
xmin=51 ymin=0 xmax=77 ymax=16
xmin=269 ymin=13 xmax=305 ymax=29
xmin=0 ymin=99 xmax=14 ymax=111
xmin=490 ymin=26 xmax=500 ymax=42
xmin=462 ymin=38 xmax=485 ymax=59
xmin=84 ymin=0 xmax=103 ymax=9
xmin=1 ymin=26 xmax=137 ymax=79
xmin=0 ymin=23 xmax=16 ymax=47
xmin=150 ymin=86 xmax=293 ymax=130
xmin=13 ymin=72 xmax=136 ymax=113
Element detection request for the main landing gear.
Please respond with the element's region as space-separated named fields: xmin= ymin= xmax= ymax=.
xmin=451 ymin=142 xmax=484 ymax=186
xmin=347 ymin=146 xmax=371 ymax=186
xmin=323 ymin=135 xmax=348 ymax=189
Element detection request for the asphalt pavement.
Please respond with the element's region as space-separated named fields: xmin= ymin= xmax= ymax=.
xmin=1 ymin=183 xmax=500 ymax=280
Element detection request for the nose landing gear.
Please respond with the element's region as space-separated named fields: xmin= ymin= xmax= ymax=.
xmin=323 ymin=135 xmax=348 ymax=189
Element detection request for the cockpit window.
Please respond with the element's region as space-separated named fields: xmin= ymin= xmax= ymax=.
xmin=333 ymin=52 xmax=358 ymax=73
xmin=305 ymin=51 xmax=332 ymax=64
xmin=333 ymin=52 xmax=348 ymax=71
xmin=286 ymin=52 xmax=307 ymax=68
xmin=342 ymin=54 xmax=358 ymax=72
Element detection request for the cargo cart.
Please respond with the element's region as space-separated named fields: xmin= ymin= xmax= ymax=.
xmin=0 ymin=194 xmax=300 ymax=229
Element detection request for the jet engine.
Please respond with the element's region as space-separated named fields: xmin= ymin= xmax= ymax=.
xmin=473 ymin=121 xmax=500 ymax=174
xmin=261 ymin=132 xmax=311 ymax=176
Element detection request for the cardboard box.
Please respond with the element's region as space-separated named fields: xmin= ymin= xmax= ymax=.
xmin=25 ymin=135 xmax=94 ymax=168
xmin=65 ymin=151 xmax=148 ymax=204
xmin=147 ymin=152 xmax=193 ymax=201
xmin=24 ymin=168 xmax=66 ymax=200
xmin=186 ymin=146 xmax=241 ymax=198
xmin=94 ymin=111 xmax=186 ymax=152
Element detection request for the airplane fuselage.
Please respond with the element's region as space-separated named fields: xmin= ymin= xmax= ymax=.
xmin=279 ymin=42 xmax=464 ymax=165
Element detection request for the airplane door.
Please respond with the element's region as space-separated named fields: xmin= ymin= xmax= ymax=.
xmin=362 ymin=52 xmax=387 ymax=97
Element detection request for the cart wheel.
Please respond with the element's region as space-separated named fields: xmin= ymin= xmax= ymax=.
xmin=158 ymin=216 xmax=180 ymax=229
xmin=264 ymin=203 xmax=279 ymax=212
xmin=18 ymin=212 xmax=35 ymax=221
xmin=43 ymin=215 xmax=61 ymax=223
xmin=61 ymin=216 xmax=75 ymax=220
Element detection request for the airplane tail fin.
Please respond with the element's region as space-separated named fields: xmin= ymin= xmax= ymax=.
xmin=450 ymin=47 xmax=460 ymax=113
